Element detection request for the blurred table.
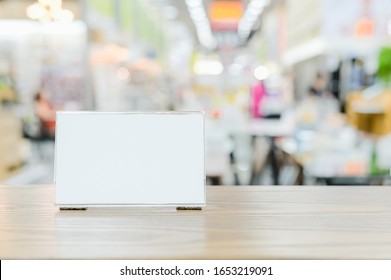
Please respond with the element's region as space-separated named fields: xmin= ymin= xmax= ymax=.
xmin=205 ymin=154 xmax=230 ymax=184
xmin=205 ymin=118 xmax=235 ymax=184
xmin=248 ymin=112 xmax=296 ymax=138
xmin=249 ymin=112 xmax=296 ymax=185
xmin=279 ymin=127 xmax=391 ymax=185
xmin=1 ymin=185 xmax=391 ymax=259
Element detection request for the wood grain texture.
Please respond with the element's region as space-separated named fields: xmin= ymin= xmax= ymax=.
xmin=1 ymin=185 xmax=391 ymax=259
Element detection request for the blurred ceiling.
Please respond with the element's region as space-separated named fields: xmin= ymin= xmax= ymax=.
xmin=0 ymin=0 xmax=269 ymax=50
xmin=148 ymin=0 xmax=268 ymax=51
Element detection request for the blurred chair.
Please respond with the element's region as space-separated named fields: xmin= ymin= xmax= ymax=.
xmin=23 ymin=114 xmax=55 ymax=162
xmin=346 ymin=90 xmax=391 ymax=136
xmin=346 ymin=90 xmax=391 ymax=176
xmin=250 ymin=136 xmax=304 ymax=185
xmin=249 ymin=136 xmax=269 ymax=185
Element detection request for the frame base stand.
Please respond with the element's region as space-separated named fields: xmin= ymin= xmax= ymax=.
xmin=59 ymin=207 xmax=202 ymax=211
xmin=60 ymin=207 xmax=88 ymax=211
xmin=176 ymin=207 xmax=202 ymax=211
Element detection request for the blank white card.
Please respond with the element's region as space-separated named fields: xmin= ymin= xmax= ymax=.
xmin=55 ymin=112 xmax=205 ymax=207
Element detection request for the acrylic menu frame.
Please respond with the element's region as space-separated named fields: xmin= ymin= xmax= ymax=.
xmin=54 ymin=112 xmax=205 ymax=209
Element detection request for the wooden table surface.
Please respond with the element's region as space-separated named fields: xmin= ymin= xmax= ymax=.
xmin=1 ymin=185 xmax=391 ymax=259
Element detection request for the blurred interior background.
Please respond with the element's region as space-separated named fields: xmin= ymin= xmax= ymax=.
xmin=1 ymin=0 xmax=391 ymax=186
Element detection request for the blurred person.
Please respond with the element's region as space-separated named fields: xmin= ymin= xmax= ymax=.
xmin=350 ymin=58 xmax=366 ymax=90
xmin=251 ymin=81 xmax=266 ymax=118
xmin=308 ymin=73 xmax=331 ymax=98
xmin=34 ymin=91 xmax=56 ymax=138
xmin=297 ymin=73 xmax=339 ymax=128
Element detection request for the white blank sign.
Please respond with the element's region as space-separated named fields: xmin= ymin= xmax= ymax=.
xmin=55 ymin=112 xmax=205 ymax=207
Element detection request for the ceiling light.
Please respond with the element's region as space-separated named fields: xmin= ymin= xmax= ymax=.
xmin=254 ymin=66 xmax=269 ymax=80
xmin=239 ymin=21 xmax=253 ymax=28
xmin=248 ymin=7 xmax=261 ymax=16
xmin=186 ymin=0 xmax=215 ymax=50
xmin=39 ymin=0 xmax=55 ymax=5
xmin=185 ymin=0 xmax=202 ymax=8
xmin=194 ymin=24 xmax=209 ymax=32
xmin=250 ymin=0 xmax=267 ymax=9
xmin=26 ymin=0 xmax=74 ymax=22
xmin=26 ymin=3 xmax=46 ymax=20
xmin=246 ymin=11 xmax=261 ymax=21
xmin=238 ymin=0 xmax=270 ymax=40
xmin=191 ymin=14 xmax=207 ymax=22
xmin=194 ymin=60 xmax=223 ymax=75
xmin=196 ymin=25 xmax=211 ymax=31
xmin=189 ymin=6 xmax=204 ymax=16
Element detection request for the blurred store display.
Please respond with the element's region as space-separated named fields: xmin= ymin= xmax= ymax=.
xmin=1 ymin=0 xmax=391 ymax=185
xmin=0 ymin=109 xmax=31 ymax=180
